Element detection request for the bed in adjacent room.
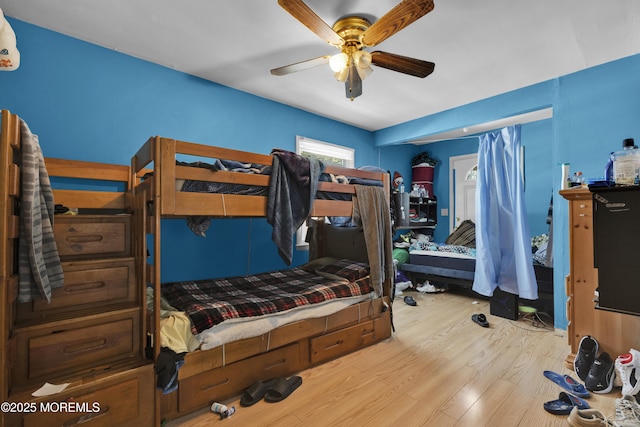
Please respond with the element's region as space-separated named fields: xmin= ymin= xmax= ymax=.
xmin=398 ymin=220 xmax=554 ymax=316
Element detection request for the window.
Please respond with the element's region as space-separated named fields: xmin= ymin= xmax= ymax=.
xmin=296 ymin=136 xmax=354 ymax=168
xmin=295 ymin=136 xmax=355 ymax=249
xmin=466 ymin=165 xmax=478 ymax=181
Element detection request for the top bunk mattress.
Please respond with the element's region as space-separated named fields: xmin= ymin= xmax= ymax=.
xmin=174 ymin=160 xmax=383 ymax=201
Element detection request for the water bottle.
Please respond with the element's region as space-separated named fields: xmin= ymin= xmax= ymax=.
xmin=613 ymin=138 xmax=640 ymax=185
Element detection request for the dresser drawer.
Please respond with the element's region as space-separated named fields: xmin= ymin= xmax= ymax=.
xmin=16 ymin=258 xmax=136 ymax=322
xmin=54 ymin=215 xmax=130 ymax=259
xmin=12 ymin=308 xmax=141 ymax=387
xmin=310 ymin=313 xmax=391 ymax=365
xmin=12 ymin=364 xmax=154 ymax=427
xmin=178 ymin=342 xmax=305 ymax=414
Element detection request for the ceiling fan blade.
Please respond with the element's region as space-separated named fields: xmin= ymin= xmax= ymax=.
xmin=362 ymin=0 xmax=434 ymax=47
xmin=371 ymin=51 xmax=435 ymax=78
xmin=278 ymin=0 xmax=343 ymax=47
xmin=271 ymin=55 xmax=332 ymax=76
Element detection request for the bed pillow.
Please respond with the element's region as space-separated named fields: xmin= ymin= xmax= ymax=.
xmin=300 ymin=256 xmax=340 ymax=273
xmin=315 ymin=259 xmax=370 ymax=283
xmin=445 ymin=220 xmax=476 ymax=248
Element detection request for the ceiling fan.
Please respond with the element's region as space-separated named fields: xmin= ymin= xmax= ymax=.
xmin=271 ymin=0 xmax=436 ymax=101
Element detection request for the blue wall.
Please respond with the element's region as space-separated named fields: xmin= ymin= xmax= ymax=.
xmin=4 ymin=17 xmax=640 ymax=330
xmin=389 ymin=119 xmax=553 ymax=245
xmin=383 ymin=55 xmax=640 ymax=329
xmin=0 ymin=19 xmax=396 ymax=282
xmin=411 ymin=119 xmax=554 ymax=243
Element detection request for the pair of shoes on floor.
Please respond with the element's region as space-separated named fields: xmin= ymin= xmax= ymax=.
xmin=416 ymin=282 xmax=445 ymax=294
xmin=616 ymin=349 xmax=640 ymax=397
xmin=567 ymin=394 xmax=640 ymax=426
xmin=240 ymin=376 xmax=302 ymax=407
xmin=574 ymin=335 xmax=616 ymax=394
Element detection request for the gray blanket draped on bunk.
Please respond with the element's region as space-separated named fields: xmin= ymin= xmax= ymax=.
xmin=18 ymin=119 xmax=63 ymax=302
xmin=352 ymin=185 xmax=393 ymax=297
xmin=267 ymin=149 xmax=324 ymax=265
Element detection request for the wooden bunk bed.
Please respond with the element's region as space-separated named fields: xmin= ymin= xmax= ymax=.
xmin=131 ymin=136 xmax=394 ymax=420
xmin=0 ymin=110 xmax=153 ymax=427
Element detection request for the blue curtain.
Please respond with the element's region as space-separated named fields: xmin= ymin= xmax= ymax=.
xmin=472 ymin=125 xmax=538 ymax=299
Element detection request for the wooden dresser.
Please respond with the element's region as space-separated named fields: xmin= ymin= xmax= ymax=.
xmin=560 ymin=187 xmax=640 ymax=368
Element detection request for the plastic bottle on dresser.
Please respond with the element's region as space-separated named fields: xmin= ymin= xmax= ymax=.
xmin=604 ymin=152 xmax=615 ymax=184
xmin=613 ymin=138 xmax=640 ymax=185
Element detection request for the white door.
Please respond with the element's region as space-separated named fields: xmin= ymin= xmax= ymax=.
xmin=449 ymin=154 xmax=478 ymax=233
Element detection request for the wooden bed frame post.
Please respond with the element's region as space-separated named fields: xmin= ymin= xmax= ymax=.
xmin=152 ymin=136 xmax=164 ymax=424
xmin=0 ymin=110 xmax=20 ymax=427
xmin=131 ymin=135 xmax=164 ymax=424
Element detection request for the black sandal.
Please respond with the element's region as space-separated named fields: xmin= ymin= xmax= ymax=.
xmin=240 ymin=378 xmax=278 ymax=407
xmin=472 ymin=313 xmax=489 ymax=327
xmin=404 ymin=295 xmax=417 ymax=306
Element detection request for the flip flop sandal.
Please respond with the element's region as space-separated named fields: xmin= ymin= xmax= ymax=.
xmin=240 ymin=378 xmax=278 ymax=407
xmin=543 ymin=370 xmax=590 ymax=398
xmin=264 ymin=376 xmax=303 ymax=403
xmin=404 ymin=296 xmax=417 ymax=306
xmin=543 ymin=392 xmax=590 ymax=415
xmin=472 ymin=313 xmax=489 ymax=327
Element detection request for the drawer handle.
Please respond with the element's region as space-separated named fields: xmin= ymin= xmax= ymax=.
xmin=62 ymin=405 xmax=110 ymax=426
xmin=361 ymin=329 xmax=375 ymax=338
xmin=64 ymin=339 xmax=107 ymax=354
xmin=66 ymin=235 xmax=105 ymax=243
xmin=324 ymin=339 xmax=344 ymax=351
xmin=264 ymin=358 xmax=286 ymax=370
xmin=201 ymin=378 xmax=230 ymax=391
xmin=65 ymin=282 xmax=106 ymax=292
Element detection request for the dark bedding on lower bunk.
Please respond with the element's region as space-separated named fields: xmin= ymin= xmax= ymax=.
xmin=161 ymin=259 xmax=373 ymax=334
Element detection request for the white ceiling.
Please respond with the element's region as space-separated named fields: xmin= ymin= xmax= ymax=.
xmin=2 ymin=0 xmax=640 ymax=131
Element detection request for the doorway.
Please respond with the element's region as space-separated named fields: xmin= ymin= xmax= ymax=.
xmin=449 ymin=153 xmax=478 ymax=233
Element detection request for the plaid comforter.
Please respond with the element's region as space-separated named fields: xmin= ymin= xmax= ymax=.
xmin=162 ymin=267 xmax=373 ymax=334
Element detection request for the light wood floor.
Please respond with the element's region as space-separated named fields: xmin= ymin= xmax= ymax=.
xmin=166 ymin=288 xmax=620 ymax=427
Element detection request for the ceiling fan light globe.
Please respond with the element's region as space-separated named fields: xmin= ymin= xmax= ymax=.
xmin=356 ymin=65 xmax=372 ymax=80
xmin=334 ymin=68 xmax=349 ymax=82
xmin=329 ymin=52 xmax=349 ymax=72
xmin=354 ymin=50 xmax=372 ymax=68
xmin=354 ymin=51 xmax=373 ymax=80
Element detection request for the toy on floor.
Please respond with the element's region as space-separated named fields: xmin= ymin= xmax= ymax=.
xmin=211 ymin=402 xmax=236 ymax=419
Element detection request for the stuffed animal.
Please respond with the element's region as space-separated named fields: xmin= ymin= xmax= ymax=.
xmin=0 ymin=8 xmax=20 ymax=71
